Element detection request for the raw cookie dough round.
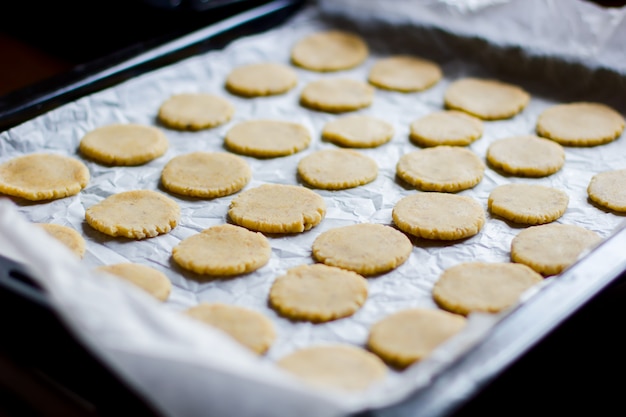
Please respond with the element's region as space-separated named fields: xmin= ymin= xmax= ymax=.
xmin=185 ymin=303 xmax=276 ymax=355
xmin=587 ymin=169 xmax=626 ymax=212
xmin=392 ymin=192 xmax=485 ymax=240
xmin=269 ymin=264 xmax=368 ymax=323
xmin=228 ymin=184 xmax=326 ymax=233
xmin=409 ymin=110 xmax=483 ymax=147
xmin=0 ymin=153 xmax=89 ymax=201
xmin=444 ymin=77 xmax=530 ymax=120
xmin=157 ymin=93 xmax=234 ymax=131
xmin=276 ymin=344 xmax=387 ymax=391
xmin=297 ymin=149 xmax=378 ymax=190
xmin=432 ymin=262 xmax=543 ymax=316
xmin=510 ymin=223 xmax=602 ymax=276
xmin=321 ymin=114 xmax=394 ymax=148
xmin=224 ymin=119 xmax=311 ymax=158
xmin=486 ymin=135 xmax=565 ymax=177
xmin=300 ymin=78 xmax=374 ymax=113
xmin=291 ymin=30 xmax=368 ymax=72
xmin=488 ymin=183 xmax=569 ymax=225
xmin=368 ymin=55 xmax=442 ymax=92
xmin=225 ymin=62 xmax=297 ymax=97
xmin=536 ymin=102 xmax=625 ymax=147
xmin=396 ymin=146 xmax=485 ymax=192
xmin=311 ymin=223 xmax=412 ymax=276
xmin=367 ymin=308 xmax=466 ymax=369
xmin=36 ymin=223 xmax=86 ymax=258
xmin=96 ymin=263 xmax=172 ymax=302
xmin=85 ymin=190 xmax=180 ymax=239
xmin=161 ymin=151 xmax=251 ymax=198
xmin=172 ymin=224 xmax=271 ymax=276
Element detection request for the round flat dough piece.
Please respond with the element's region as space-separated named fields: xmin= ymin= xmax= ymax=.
xmin=269 ymin=264 xmax=368 ymax=323
xmin=277 ymin=344 xmax=387 ymax=391
xmin=536 ymin=102 xmax=625 ymax=147
xmin=486 ymin=135 xmax=565 ymax=177
xmin=432 ymin=262 xmax=543 ymax=316
xmin=36 ymin=223 xmax=86 ymax=258
xmin=444 ymin=78 xmax=530 ymax=120
xmin=185 ymin=303 xmax=276 ymax=355
xmin=396 ymin=146 xmax=485 ymax=192
xmin=172 ymin=224 xmax=271 ymax=276
xmin=510 ymin=223 xmax=602 ymax=276
xmin=97 ymin=263 xmax=171 ymax=302
xmin=291 ymin=30 xmax=368 ymax=72
xmin=161 ymin=151 xmax=251 ymax=198
xmin=225 ymin=62 xmax=297 ymax=97
xmin=311 ymin=223 xmax=412 ymax=276
xmin=85 ymin=190 xmax=180 ymax=239
xmin=225 ymin=120 xmax=311 ymax=158
xmin=321 ymin=114 xmax=394 ymax=148
xmin=392 ymin=192 xmax=485 ymax=240
xmin=588 ymin=169 xmax=626 ymax=212
xmin=0 ymin=153 xmax=89 ymax=201
xmin=367 ymin=308 xmax=466 ymax=369
xmin=488 ymin=183 xmax=569 ymax=225
xmin=368 ymin=55 xmax=442 ymax=92
xmin=409 ymin=110 xmax=483 ymax=147
xmin=300 ymin=78 xmax=374 ymax=113
xmin=157 ymin=93 xmax=234 ymax=131
xmin=297 ymin=149 xmax=378 ymax=190
xmin=228 ymin=184 xmax=326 ymax=233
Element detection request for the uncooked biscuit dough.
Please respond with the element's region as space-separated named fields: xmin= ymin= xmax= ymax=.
xmin=224 ymin=120 xmax=311 ymax=158
xmin=300 ymin=78 xmax=374 ymax=113
xmin=172 ymin=224 xmax=271 ymax=276
xmin=396 ymin=146 xmax=485 ymax=192
xmin=486 ymin=135 xmax=565 ymax=177
xmin=297 ymin=149 xmax=378 ymax=190
xmin=409 ymin=110 xmax=483 ymax=147
xmin=392 ymin=192 xmax=485 ymax=240
xmin=157 ymin=93 xmax=234 ymax=131
xmin=536 ymin=102 xmax=625 ymax=146
xmin=510 ymin=223 xmax=602 ymax=276
xmin=96 ymin=263 xmax=172 ymax=302
xmin=444 ymin=77 xmax=530 ymax=120
xmin=269 ymin=264 xmax=368 ymax=323
xmin=368 ymin=55 xmax=442 ymax=92
xmin=228 ymin=184 xmax=326 ymax=233
xmin=367 ymin=307 xmax=466 ymax=369
xmin=311 ymin=223 xmax=412 ymax=275
xmin=161 ymin=151 xmax=251 ymax=198
xmin=321 ymin=114 xmax=394 ymax=148
xmin=587 ymin=169 xmax=626 ymax=212
xmin=488 ymin=183 xmax=569 ymax=225
xmin=432 ymin=262 xmax=543 ymax=316
xmin=36 ymin=223 xmax=86 ymax=258
xmin=291 ymin=30 xmax=368 ymax=72
xmin=225 ymin=62 xmax=297 ymax=97
xmin=0 ymin=153 xmax=89 ymax=201
xmin=85 ymin=190 xmax=180 ymax=239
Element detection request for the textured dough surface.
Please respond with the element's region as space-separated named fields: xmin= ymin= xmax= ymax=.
xmin=97 ymin=263 xmax=172 ymax=302
xmin=157 ymin=93 xmax=234 ymax=130
xmin=321 ymin=114 xmax=394 ymax=148
xmin=488 ymin=183 xmax=569 ymax=225
xmin=300 ymin=78 xmax=374 ymax=113
xmin=225 ymin=62 xmax=297 ymax=97
xmin=409 ymin=110 xmax=483 ymax=147
xmin=291 ymin=30 xmax=368 ymax=72
xmin=486 ymin=135 xmax=565 ymax=177
xmin=368 ymin=55 xmax=442 ymax=92
xmin=37 ymin=223 xmax=86 ymax=258
xmin=225 ymin=120 xmax=311 ymax=158
xmin=587 ymin=169 xmax=626 ymax=212
xmin=297 ymin=149 xmax=378 ymax=190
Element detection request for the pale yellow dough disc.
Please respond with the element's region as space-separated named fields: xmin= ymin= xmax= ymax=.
xmin=96 ymin=263 xmax=172 ymax=302
xmin=432 ymin=262 xmax=543 ymax=316
xmin=157 ymin=93 xmax=234 ymax=131
xmin=488 ymin=183 xmax=569 ymax=225
xmin=291 ymin=30 xmax=368 ymax=72
xmin=392 ymin=192 xmax=485 ymax=240
xmin=486 ymin=135 xmax=565 ymax=177
xmin=161 ymin=151 xmax=251 ymax=198
xmin=311 ymin=223 xmax=412 ymax=275
xmin=172 ymin=224 xmax=271 ymax=276
xmin=225 ymin=62 xmax=297 ymax=97
xmin=0 ymin=153 xmax=89 ymax=201
xmin=588 ymin=169 xmax=626 ymax=212
xmin=228 ymin=184 xmax=326 ymax=233
xmin=269 ymin=263 xmax=368 ymax=323
xmin=321 ymin=114 xmax=394 ymax=148
xmin=85 ymin=190 xmax=180 ymax=239
xmin=297 ymin=149 xmax=378 ymax=190
xmin=510 ymin=223 xmax=602 ymax=276
xmin=409 ymin=110 xmax=483 ymax=147
xmin=367 ymin=308 xmax=466 ymax=369
xmin=536 ymin=102 xmax=625 ymax=146
xmin=368 ymin=55 xmax=442 ymax=92
xmin=444 ymin=77 xmax=530 ymax=120
xmin=300 ymin=78 xmax=374 ymax=113
xmin=224 ymin=120 xmax=311 ymax=158
xmin=277 ymin=344 xmax=387 ymax=391
xmin=36 ymin=223 xmax=86 ymax=258
xmin=396 ymin=146 xmax=485 ymax=192
xmin=185 ymin=303 xmax=276 ymax=355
